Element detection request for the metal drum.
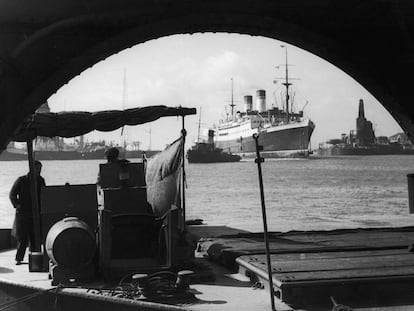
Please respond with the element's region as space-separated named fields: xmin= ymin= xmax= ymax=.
xmin=46 ymin=217 xmax=96 ymax=269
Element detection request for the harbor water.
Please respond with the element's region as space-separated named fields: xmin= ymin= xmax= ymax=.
xmin=0 ymin=155 xmax=414 ymax=232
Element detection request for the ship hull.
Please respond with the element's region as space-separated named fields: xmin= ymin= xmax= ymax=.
xmin=0 ymin=149 xmax=160 ymax=161
xmin=186 ymin=141 xmax=241 ymax=163
xmin=187 ymin=149 xmax=241 ymax=163
xmin=216 ymin=120 xmax=315 ymax=158
xmin=0 ymin=150 xmax=28 ymax=161
xmin=316 ymin=144 xmax=414 ymax=156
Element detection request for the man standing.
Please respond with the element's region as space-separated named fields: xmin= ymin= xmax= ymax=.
xmin=105 ymin=147 xmax=120 ymax=163
xmin=9 ymin=160 xmax=45 ymax=265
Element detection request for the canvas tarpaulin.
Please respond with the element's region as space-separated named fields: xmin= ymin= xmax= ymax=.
xmin=12 ymin=105 xmax=196 ymax=141
xmin=145 ymin=136 xmax=183 ymax=218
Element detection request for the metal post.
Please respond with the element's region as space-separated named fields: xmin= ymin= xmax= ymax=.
xmin=253 ymin=133 xmax=276 ymax=311
xmin=181 ymin=115 xmax=186 ymax=231
xmin=26 ymin=140 xmax=42 ymax=252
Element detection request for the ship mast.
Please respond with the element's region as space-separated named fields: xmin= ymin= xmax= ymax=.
xmin=281 ymin=45 xmax=291 ymax=123
xmin=197 ymin=107 xmax=202 ymax=142
xmin=229 ymin=78 xmax=236 ymax=120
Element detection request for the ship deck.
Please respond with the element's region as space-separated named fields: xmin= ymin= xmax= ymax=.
xmin=0 ymin=248 xmax=288 ymax=311
xmin=1 ymin=226 xmax=414 ymax=310
xmin=190 ymin=225 xmax=414 ymax=310
xmin=0 ymin=227 xmax=291 ymax=311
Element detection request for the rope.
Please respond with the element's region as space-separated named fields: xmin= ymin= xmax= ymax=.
xmin=0 ymin=286 xmax=58 ymax=311
xmin=115 ymin=271 xmax=180 ymax=299
xmin=0 ymin=273 xmax=190 ymax=311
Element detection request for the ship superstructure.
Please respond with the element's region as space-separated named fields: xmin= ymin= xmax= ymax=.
xmin=215 ymin=91 xmax=315 ymax=158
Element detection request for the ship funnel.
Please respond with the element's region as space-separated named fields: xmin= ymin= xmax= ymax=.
xmin=208 ymin=129 xmax=215 ymax=145
xmin=244 ymin=95 xmax=253 ymax=112
xmin=256 ymin=90 xmax=266 ymax=112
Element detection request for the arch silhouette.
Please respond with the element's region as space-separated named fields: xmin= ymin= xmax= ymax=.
xmin=0 ymin=0 xmax=413 ymax=149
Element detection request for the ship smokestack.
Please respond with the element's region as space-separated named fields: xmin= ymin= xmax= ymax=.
xmin=256 ymin=90 xmax=266 ymax=112
xmin=208 ymin=129 xmax=215 ymax=145
xmin=244 ymin=95 xmax=253 ymax=112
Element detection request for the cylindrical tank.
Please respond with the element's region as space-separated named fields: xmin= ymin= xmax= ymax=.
xmin=256 ymin=90 xmax=266 ymax=112
xmin=244 ymin=95 xmax=253 ymax=112
xmin=46 ymin=217 xmax=96 ymax=269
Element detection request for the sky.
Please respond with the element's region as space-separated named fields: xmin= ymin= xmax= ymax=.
xmin=48 ymin=33 xmax=402 ymax=150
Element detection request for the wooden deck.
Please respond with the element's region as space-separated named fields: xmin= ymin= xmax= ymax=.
xmin=1 ymin=226 xmax=414 ymax=310
xmin=190 ymin=225 xmax=414 ymax=310
xmin=0 ymin=246 xmax=292 ymax=311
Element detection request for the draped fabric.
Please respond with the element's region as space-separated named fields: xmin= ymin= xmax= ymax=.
xmin=12 ymin=106 xmax=196 ymax=141
xmin=146 ymin=136 xmax=183 ymax=217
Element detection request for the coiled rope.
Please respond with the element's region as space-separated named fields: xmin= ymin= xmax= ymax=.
xmin=0 ymin=269 xmax=192 ymax=310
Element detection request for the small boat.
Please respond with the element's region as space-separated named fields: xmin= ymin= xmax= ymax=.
xmin=187 ymin=129 xmax=241 ymax=163
xmin=187 ymin=110 xmax=241 ymax=163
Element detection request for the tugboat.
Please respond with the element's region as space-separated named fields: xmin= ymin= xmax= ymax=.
xmin=187 ymin=111 xmax=241 ymax=164
xmin=187 ymin=128 xmax=241 ymax=163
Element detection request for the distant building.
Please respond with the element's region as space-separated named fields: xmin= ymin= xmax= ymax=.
xmin=356 ymin=99 xmax=376 ymax=146
xmin=7 ymin=141 xmax=15 ymax=149
xmin=35 ymin=102 xmax=63 ymax=150
xmin=376 ymin=136 xmax=389 ymax=145
xmin=317 ymin=99 xmax=414 ymax=155
xmin=36 ymin=102 xmax=51 ymax=113
xmin=389 ymin=132 xmax=412 ymax=145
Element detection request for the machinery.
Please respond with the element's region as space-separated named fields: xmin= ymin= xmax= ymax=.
xmin=41 ymin=159 xmax=171 ymax=285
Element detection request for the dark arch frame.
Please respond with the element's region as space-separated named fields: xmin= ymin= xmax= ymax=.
xmin=1 ymin=0 xmax=413 ymax=150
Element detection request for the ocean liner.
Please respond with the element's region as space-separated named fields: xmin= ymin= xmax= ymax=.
xmin=215 ymin=50 xmax=315 ymax=158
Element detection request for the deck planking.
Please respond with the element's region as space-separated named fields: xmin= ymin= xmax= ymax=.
xmin=1 ymin=226 xmax=414 ymax=310
xmin=0 ymin=248 xmax=292 ymax=311
xmin=191 ymin=226 xmax=414 ymax=309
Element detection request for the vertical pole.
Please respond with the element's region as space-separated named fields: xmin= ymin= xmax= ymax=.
xmin=230 ymin=78 xmax=234 ymax=119
xmin=408 ymin=174 xmax=414 ymax=213
xmin=197 ymin=107 xmax=202 ymax=142
xmin=253 ymin=133 xmax=276 ymax=311
xmin=181 ymin=115 xmax=186 ymax=232
xmin=281 ymin=45 xmax=290 ymax=123
xmin=26 ymin=140 xmax=41 ymax=252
